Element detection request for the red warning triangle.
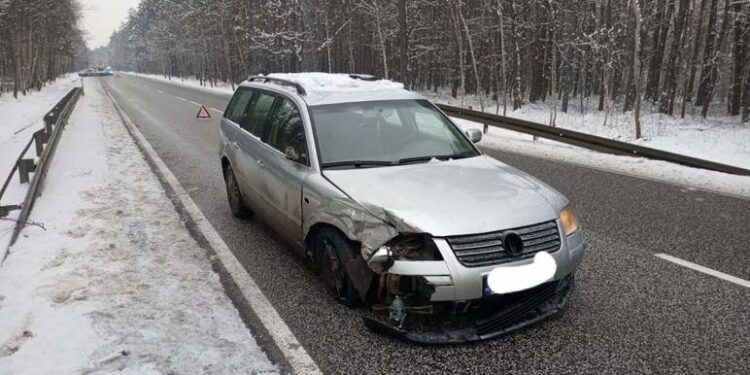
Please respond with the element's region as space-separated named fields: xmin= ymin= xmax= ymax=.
xmin=196 ymin=105 xmax=211 ymax=119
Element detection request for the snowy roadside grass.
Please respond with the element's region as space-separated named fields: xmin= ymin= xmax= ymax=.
xmin=425 ymin=91 xmax=750 ymax=170
xmin=0 ymin=81 xmax=278 ymax=374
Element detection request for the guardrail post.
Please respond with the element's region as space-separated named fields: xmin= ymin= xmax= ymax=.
xmin=33 ymin=130 xmax=48 ymax=157
xmin=44 ymin=115 xmax=54 ymax=135
xmin=18 ymin=159 xmax=36 ymax=184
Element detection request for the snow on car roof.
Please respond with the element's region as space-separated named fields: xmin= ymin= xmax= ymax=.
xmin=241 ymin=72 xmax=424 ymax=106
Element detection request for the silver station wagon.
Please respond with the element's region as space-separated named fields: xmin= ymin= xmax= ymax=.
xmin=219 ymin=73 xmax=585 ymax=343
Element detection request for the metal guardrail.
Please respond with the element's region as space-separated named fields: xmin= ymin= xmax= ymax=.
xmin=437 ymin=103 xmax=750 ymax=177
xmin=0 ymin=87 xmax=83 ymax=247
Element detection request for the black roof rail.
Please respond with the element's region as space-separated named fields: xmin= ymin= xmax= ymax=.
xmin=247 ymin=75 xmax=307 ymax=96
xmin=349 ymin=74 xmax=382 ymax=81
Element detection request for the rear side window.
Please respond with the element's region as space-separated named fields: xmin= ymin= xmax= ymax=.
xmin=241 ymin=92 xmax=276 ymax=138
xmin=268 ymin=99 xmax=308 ymax=165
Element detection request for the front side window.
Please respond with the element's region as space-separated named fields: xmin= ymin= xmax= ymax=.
xmin=310 ymin=100 xmax=478 ymax=168
xmin=269 ymin=99 xmax=308 ymax=165
xmin=241 ymin=92 xmax=276 ymax=138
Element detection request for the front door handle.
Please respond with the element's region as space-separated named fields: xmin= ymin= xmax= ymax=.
xmin=257 ymin=160 xmax=265 ymax=168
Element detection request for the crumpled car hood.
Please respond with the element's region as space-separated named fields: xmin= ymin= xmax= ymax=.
xmin=323 ymin=155 xmax=568 ymax=237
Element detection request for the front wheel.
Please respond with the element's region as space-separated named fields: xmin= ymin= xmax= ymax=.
xmin=224 ymin=164 xmax=251 ymax=218
xmin=314 ymin=228 xmax=360 ymax=307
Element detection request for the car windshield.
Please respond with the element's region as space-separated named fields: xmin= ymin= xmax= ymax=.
xmin=310 ymin=100 xmax=479 ymax=169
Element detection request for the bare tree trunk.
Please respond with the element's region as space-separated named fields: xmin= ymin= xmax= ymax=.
xmin=509 ymin=0 xmax=523 ymax=110
xmin=659 ymin=0 xmax=689 ymax=115
xmin=459 ymin=1 xmax=484 ymax=113
xmin=682 ymin=0 xmax=708 ymax=118
xmin=451 ymin=0 xmax=466 ymax=103
xmin=496 ymin=0 xmax=508 ymax=116
xmin=729 ymin=2 xmax=747 ymax=116
xmin=696 ymin=0 xmax=720 ymax=107
xmin=701 ymin=0 xmax=731 ymax=118
xmin=632 ymin=0 xmax=643 ymax=139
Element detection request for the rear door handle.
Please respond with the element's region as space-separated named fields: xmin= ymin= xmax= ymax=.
xmin=257 ymin=160 xmax=265 ymax=168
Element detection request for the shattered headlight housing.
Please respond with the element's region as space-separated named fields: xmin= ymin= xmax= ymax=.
xmin=367 ymin=234 xmax=443 ymax=273
xmin=385 ymin=234 xmax=443 ymax=261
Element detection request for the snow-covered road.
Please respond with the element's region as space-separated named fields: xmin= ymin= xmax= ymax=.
xmin=0 ymin=80 xmax=277 ymax=374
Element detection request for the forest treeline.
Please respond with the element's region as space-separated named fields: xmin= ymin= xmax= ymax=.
xmin=106 ymin=0 xmax=750 ymax=129
xmin=0 ymin=0 xmax=86 ymax=98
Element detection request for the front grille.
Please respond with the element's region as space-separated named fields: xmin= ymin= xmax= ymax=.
xmin=445 ymin=221 xmax=561 ymax=267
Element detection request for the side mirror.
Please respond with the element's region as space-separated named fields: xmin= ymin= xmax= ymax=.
xmin=464 ymin=128 xmax=483 ymax=143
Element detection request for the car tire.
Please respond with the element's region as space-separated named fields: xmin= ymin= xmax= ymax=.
xmin=314 ymin=228 xmax=360 ymax=307
xmin=224 ymin=164 xmax=251 ymax=218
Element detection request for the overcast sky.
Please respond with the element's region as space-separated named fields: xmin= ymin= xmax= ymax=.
xmin=80 ymin=0 xmax=142 ymax=49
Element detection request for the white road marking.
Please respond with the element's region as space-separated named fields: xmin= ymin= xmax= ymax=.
xmin=654 ymin=253 xmax=750 ymax=289
xmin=103 ymin=84 xmax=322 ymax=375
xmin=189 ymin=100 xmax=201 ymax=106
xmin=209 ymin=107 xmax=223 ymax=114
xmin=175 ymin=96 xmax=189 ymax=102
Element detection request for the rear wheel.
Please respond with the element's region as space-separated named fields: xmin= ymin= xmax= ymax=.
xmin=314 ymin=228 xmax=360 ymax=307
xmin=224 ymin=164 xmax=251 ymax=218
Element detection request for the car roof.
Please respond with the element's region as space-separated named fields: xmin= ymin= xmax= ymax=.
xmin=237 ymin=72 xmax=425 ymax=106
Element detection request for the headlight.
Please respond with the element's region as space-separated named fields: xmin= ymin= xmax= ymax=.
xmin=559 ymin=206 xmax=581 ymax=236
xmin=385 ymin=234 xmax=443 ymax=261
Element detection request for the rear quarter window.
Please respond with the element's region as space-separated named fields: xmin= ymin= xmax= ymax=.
xmin=225 ymin=88 xmax=254 ymax=124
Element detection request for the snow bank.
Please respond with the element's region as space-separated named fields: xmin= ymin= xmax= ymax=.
xmin=0 ymin=75 xmax=81 ymax=260
xmin=0 ymin=81 xmax=278 ymax=374
xmin=456 ymin=118 xmax=750 ymax=199
xmin=426 ymin=91 xmax=750 ymax=170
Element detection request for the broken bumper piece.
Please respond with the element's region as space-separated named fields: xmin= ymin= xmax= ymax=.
xmin=363 ymin=275 xmax=574 ymax=344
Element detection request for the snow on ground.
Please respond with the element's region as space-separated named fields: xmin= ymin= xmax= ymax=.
xmin=424 ymin=91 xmax=750 ymax=170
xmin=456 ymin=119 xmax=750 ymax=199
xmin=0 ymin=75 xmax=82 ymax=260
xmin=0 ymin=75 xmax=81 ymax=174
xmin=122 ymin=72 xmax=750 ymax=198
xmin=124 ymin=72 xmax=236 ymax=96
xmin=0 ymin=81 xmax=278 ymax=374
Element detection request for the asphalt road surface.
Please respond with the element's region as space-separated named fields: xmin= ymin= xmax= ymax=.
xmin=101 ymin=74 xmax=749 ymax=375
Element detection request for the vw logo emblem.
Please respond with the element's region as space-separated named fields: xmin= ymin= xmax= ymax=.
xmin=502 ymin=232 xmax=524 ymax=257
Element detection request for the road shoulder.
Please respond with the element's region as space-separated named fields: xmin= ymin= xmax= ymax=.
xmin=0 ymin=79 xmax=278 ymax=374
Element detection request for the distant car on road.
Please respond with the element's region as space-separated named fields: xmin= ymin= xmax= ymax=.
xmin=78 ymin=66 xmax=114 ymax=77
xmin=78 ymin=68 xmax=98 ymax=77
xmin=219 ymin=73 xmax=585 ymax=343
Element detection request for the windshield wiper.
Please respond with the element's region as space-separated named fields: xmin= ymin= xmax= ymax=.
xmin=321 ymin=160 xmax=395 ymax=169
xmin=397 ymin=151 xmax=477 ymax=165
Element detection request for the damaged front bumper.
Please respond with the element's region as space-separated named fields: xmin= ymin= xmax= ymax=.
xmin=363 ymin=275 xmax=574 ymax=344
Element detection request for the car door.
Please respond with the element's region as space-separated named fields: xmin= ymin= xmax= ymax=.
xmin=224 ymin=89 xmax=276 ymax=214
xmin=253 ymin=96 xmax=312 ymax=245
xmin=221 ymin=87 xmax=254 ymax=183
